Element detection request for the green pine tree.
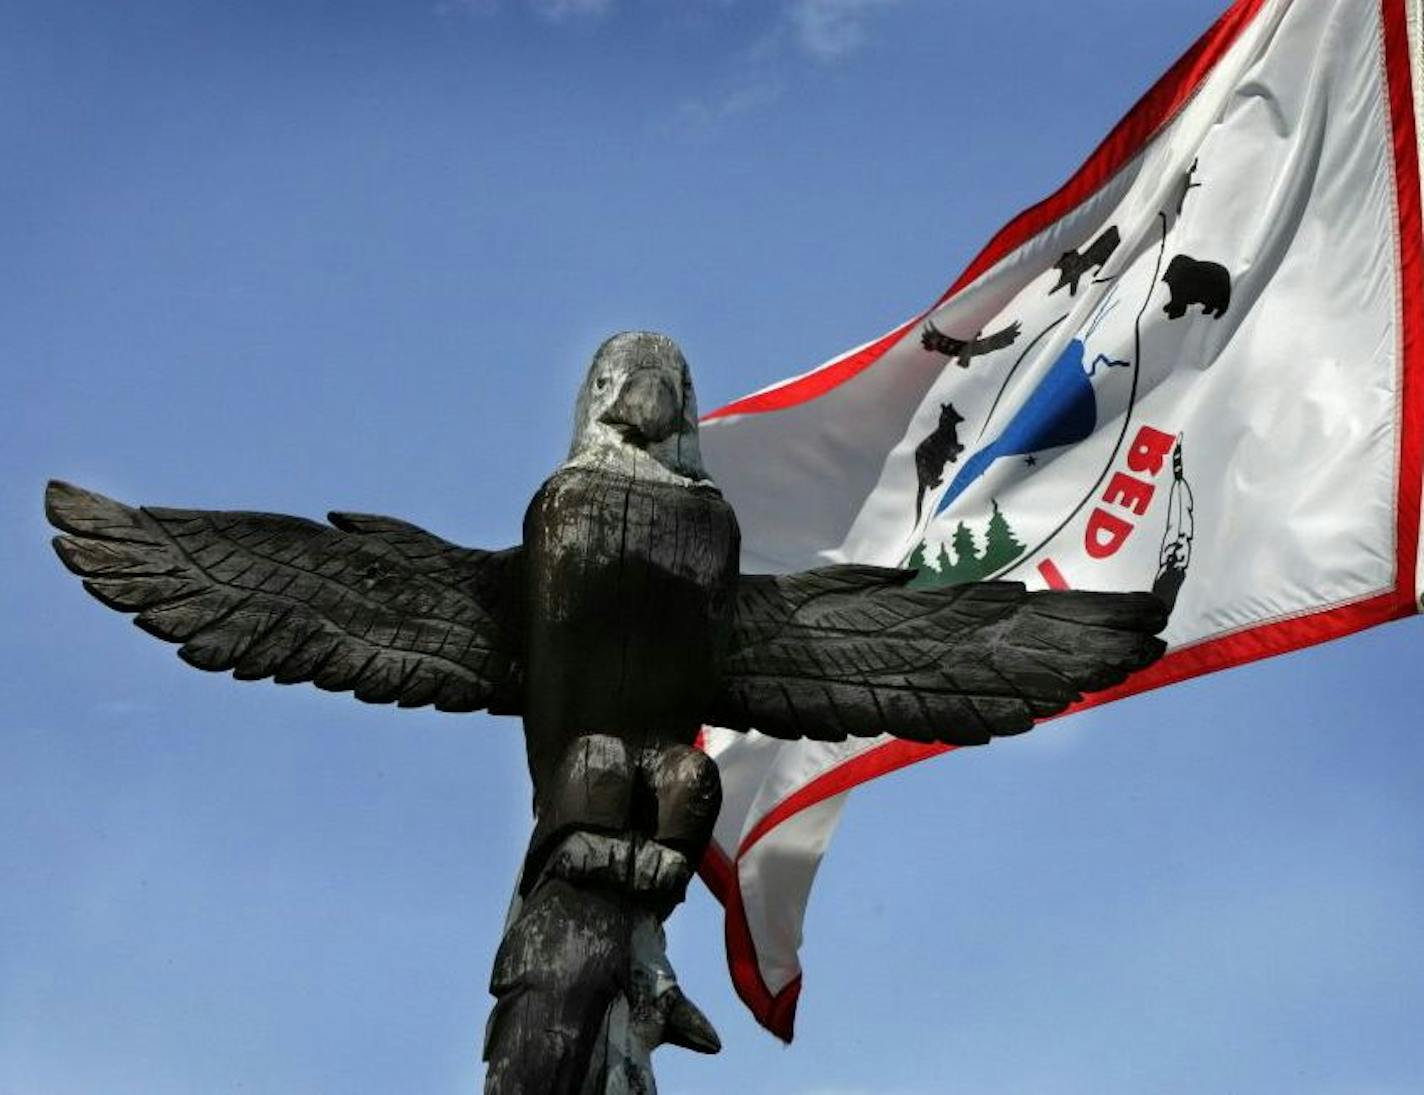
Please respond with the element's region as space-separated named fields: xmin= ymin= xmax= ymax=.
xmin=907 ymin=507 xmax=1025 ymax=590
xmin=948 ymin=521 xmax=981 ymax=583
xmin=935 ymin=543 xmax=955 ymax=581
xmin=906 ymin=540 xmax=948 ymax=589
xmin=980 ymin=499 xmax=1026 ymax=573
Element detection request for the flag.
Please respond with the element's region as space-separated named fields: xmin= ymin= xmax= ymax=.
xmin=695 ymin=0 xmax=1424 ymax=1040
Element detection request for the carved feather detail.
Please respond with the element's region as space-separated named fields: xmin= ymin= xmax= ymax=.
xmin=45 ymin=480 xmax=524 ymax=714
xmin=711 ymin=565 xmax=1166 ymax=745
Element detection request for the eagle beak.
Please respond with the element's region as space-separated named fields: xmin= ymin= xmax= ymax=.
xmin=600 ymin=368 xmax=681 ymax=446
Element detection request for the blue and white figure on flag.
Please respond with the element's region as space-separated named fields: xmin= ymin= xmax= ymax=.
xmin=916 ymin=285 xmax=1135 ymax=572
xmin=932 ymin=298 xmax=1130 ymax=512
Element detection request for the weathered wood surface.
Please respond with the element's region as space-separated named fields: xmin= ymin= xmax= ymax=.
xmin=485 ymin=735 xmax=721 ymax=1095
xmin=519 ymin=465 xmax=739 ymax=807
xmin=488 ymin=336 xmax=736 ymax=1090
xmin=45 ymin=330 xmax=1172 ymax=1094
xmin=44 ymin=480 xmax=524 ymax=712
xmin=711 ymin=569 xmax=1168 ymax=745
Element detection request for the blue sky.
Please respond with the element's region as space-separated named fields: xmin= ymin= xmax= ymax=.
xmin=4 ymin=1 xmax=1424 ymax=1092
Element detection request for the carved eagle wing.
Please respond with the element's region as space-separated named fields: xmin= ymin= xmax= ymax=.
xmin=46 ymin=480 xmax=524 ymax=714
xmin=709 ymin=565 xmax=1166 ymax=745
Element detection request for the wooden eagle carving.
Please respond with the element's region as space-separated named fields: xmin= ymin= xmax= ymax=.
xmin=46 ymin=331 xmax=1167 ymax=1094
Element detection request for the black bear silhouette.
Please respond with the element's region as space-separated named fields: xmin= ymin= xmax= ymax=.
xmin=914 ymin=402 xmax=966 ymax=520
xmin=1162 ymin=254 xmax=1231 ymax=319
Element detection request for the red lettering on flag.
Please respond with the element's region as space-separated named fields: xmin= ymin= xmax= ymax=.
xmin=1085 ymin=509 xmax=1134 ymax=558
xmin=1085 ymin=424 xmax=1176 ymax=559
xmin=1037 ymin=559 xmax=1071 ymax=589
xmin=1127 ymin=426 xmax=1176 ymax=476
xmin=1103 ymin=471 xmax=1155 ymax=516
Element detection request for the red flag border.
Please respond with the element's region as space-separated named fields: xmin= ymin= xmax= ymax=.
xmin=696 ymin=0 xmax=1424 ymax=1042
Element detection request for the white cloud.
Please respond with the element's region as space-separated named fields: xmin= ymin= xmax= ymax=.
xmin=436 ymin=0 xmax=612 ymax=19
xmin=672 ymin=0 xmax=898 ymax=133
xmin=442 ymin=0 xmax=899 ymax=48
xmin=437 ymin=0 xmax=899 ymax=132
xmin=434 ymin=0 xmax=499 ymax=15
xmin=675 ymin=74 xmax=785 ymax=133
xmin=529 ymin=0 xmax=613 ymax=18
xmin=788 ymin=0 xmax=898 ymax=62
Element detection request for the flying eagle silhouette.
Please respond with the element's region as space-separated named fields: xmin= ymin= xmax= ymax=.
xmin=920 ymin=318 xmax=1023 ymax=368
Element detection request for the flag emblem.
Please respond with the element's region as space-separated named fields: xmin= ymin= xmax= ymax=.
xmin=911 ymin=172 xmax=1230 ymax=604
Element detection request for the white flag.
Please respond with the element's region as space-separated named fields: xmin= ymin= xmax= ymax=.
xmin=696 ymin=0 xmax=1424 ymax=1039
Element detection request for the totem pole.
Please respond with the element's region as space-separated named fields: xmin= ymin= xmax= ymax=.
xmin=46 ymin=332 xmax=1167 ymax=1092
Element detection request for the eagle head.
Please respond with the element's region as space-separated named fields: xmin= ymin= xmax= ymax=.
xmin=567 ymin=332 xmax=710 ymax=485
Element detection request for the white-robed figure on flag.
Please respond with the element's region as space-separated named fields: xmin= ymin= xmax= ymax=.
xmin=696 ymin=0 xmax=1424 ymax=1038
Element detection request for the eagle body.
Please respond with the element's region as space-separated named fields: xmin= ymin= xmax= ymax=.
xmin=44 ymin=329 xmax=1171 ymax=1095
xmin=521 ymin=466 xmax=739 ymax=802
